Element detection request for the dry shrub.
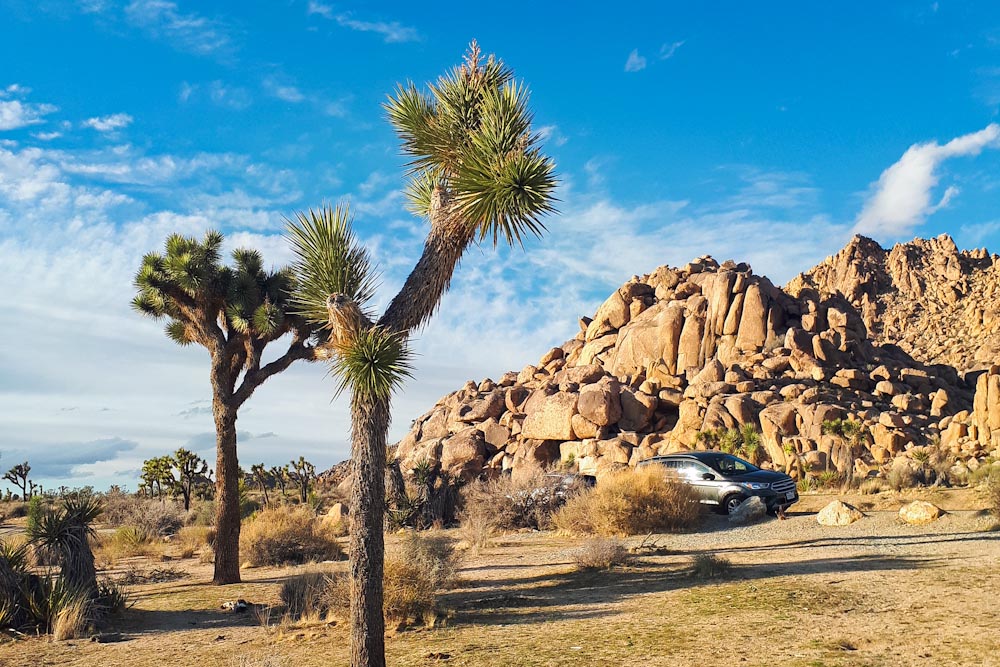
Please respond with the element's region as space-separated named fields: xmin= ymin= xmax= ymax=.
xmin=395 ymin=532 xmax=460 ymax=589
xmin=98 ymin=525 xmax=166 ymax=561
xmin=280 ymin=570 xmax=331 ymax=620
xmin=554 ymin=468 xmax=701 ymax=536
xmin=175 ymin=525 xmax=214 ymax=558
xmin=322 ymin=559 xmax=439 ymax=627
xmin=283 ymin=533 xmax=456 ymax=627
xmin=887 ymin=464 xmax=921 ymax=491
xmin=858 ymin=478 xmax=886 ymax=495
xmin=52 ymin=595 xmax=91 ymax=640
xmin=986 ymin=469 xmax=1000 ymax=517
xmin=690 ymin=553 xmax=732 ymax=579
xmin=103 ymin=494 xmax=184 ymax=537
xmin=572 ymin=538 xmax=631 ymax=570
xmin=460 ymin=469 xmax=582 ymax=533
xmin=240 ymin=506 xmax=343 ymax=567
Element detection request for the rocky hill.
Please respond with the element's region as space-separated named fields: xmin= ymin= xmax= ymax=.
xmin=386 ymin=235 xmax=1000 ymax=485
xmin=787 ymin=234 xmax=1000 ymax=370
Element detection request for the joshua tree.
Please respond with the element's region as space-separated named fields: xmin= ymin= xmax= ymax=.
xmin=287 ymin=456 xmax=316 ymax=505
xmin=4 ymin=462 xmax=32 ymax=500
xmin=132 ymin=232 xmax=322 ymax=584
xmin=289 ymin=42 xmax=556 ymax=667
xmin=250 ymin=463 xmax=272 ymax=506
xmin=270 ymin=464 xmax=290 ymax=499
xmin=141 ymin=456 xmax=169 ymax=498
xmin=171 ymin=448 xmax=210 ymax=511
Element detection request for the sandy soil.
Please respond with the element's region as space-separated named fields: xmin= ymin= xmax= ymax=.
xmin=1 ymin=489 xmax=998 ymax=667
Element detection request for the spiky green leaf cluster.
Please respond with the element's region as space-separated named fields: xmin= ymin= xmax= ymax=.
xmin=286 ymin=204 xmax=380 ymax=330
xmin=132 ymin=230 xmax=296 ymax=347
xmin=384 ymin=42 xmax=558 ymax=247
xmin=328 ymin=326 xmax=414 ymax=404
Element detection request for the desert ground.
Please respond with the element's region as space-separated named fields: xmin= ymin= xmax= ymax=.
xmin=1 ymin=489 xmax=998 ymax=667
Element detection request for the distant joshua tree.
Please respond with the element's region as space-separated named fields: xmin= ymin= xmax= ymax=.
xmin=132 ymin=233 xmax=325 ymax=584
xmin=171 ymin=448 xmax=210 ymax=511
xmin=250 ymin=463 xmax=272 ymax=506
xmin=4 ymin=462 xmax=32 ymax=500
xmin=288 ymin=41 xmax=557 ymax=667
xmin=286 ymin=457 xmax=316 ymax=505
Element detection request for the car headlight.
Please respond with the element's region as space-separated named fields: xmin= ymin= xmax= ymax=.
xmin=738 ymin=482 xmax=770 ymax=490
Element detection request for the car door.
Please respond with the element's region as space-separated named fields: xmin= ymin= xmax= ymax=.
xmin=677 ymin=460 xmax=720 ymax=504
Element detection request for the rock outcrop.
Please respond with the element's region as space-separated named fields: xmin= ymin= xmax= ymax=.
xmin=387 ymin=238 xmax=1000 ymax=485
xmin=788 ymin=234 xmax=1000 ymax=370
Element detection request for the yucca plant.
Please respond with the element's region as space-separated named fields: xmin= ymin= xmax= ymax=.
xmin=28 ymin=495 xmax=102 ymax=594
xmin=288 ymin=41 xmax=557 ymax=667
xmin=132 ymin=232 xmax=323 ymax=584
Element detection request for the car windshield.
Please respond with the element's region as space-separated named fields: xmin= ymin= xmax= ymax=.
xmin=705 ymin=454 xmax=759 ymax=475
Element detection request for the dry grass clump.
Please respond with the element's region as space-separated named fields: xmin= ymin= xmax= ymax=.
xmin=175 ymin=525 xmax=215 ymax=558
xmin=571 ymin=538 xmax=632 ymax=570
xmin=554 ymin=468 xmax=701 ymax=536
xmin=690 ymin=553 xmax=732 ymax=579
xmin=985 ymin=469 xmax=1000 ymax=518
xmin=395 ymin=531 xmax=460 ymax=588
xmin=240 ymin=506 xmax=343 ymax=567
xmin=51 ymin=595 xmax=91 ymax=640
xmin=96 ymin=525 xmax=167 ymax=562
xmin=281 ymin=533 xmax=459 ymax=628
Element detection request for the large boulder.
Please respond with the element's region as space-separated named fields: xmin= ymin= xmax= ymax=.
xmin=898 ymin=501 xmax=942 ymax=525
xmin=521 ymin=392 xmax=578 ymax=441
xmin=728 ymin=496 xmax=767 ymax=525
xmin=816 ymin=500 xmax=864 ymax=526
xmin=440 ymin=428 xmax=487 ymax=480
xmin=577 ymin=377 xmax=623 ymax=426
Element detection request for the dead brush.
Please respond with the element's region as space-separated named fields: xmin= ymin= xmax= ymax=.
xmin=553 ymin=467 xmax=701 ymax=536
xmin=571 ymin=538 xmax=632 ymax=570
xmin=240 ymin=506 xmax=343 ymax=567
xmin=690 ymin=553 xmax=732 ymax=579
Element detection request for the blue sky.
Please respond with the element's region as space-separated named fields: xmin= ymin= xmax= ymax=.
xmin=1 ymin=1 xmax=999 ymax=492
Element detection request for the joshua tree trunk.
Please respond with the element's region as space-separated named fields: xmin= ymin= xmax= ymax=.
xmin=349 ymin=395 xmax=392 ymax=667
xmin=212 ymin=396 xmax=241 ymax=585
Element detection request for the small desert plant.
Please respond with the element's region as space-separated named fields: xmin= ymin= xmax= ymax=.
xmin=690 ymin=553 xmax=732 ymax=579
xmin=456 ymin=500 xmax=495 ymax=553
xmin=554 ymin=467 xmax=701 ymax=536
xmin=175 ymin=525 xmax=215 ymax=558
xmin=986 ymin=471 xmax=1000 ymax=518
xmin=396 ymin=532 xmax=460 ymax=589
xmin=858 ymin=478 xmax=886 ymax=495
xmin=103 ymin=494 xmax=185 ymax=537
xmin=816 ymin=470 xmax=843 ymax=489
xmin=52 ymin=593 xmax=91 ymax=640
xmin=240 ymin=506 xmax=343 ymax=567
xmin=571 ymin=538 xmax=631 ymax=570
xmin=887 ymin=464 xmax=920 ymax=491
xmin=280 ymin=570 xmax=332 ymax=620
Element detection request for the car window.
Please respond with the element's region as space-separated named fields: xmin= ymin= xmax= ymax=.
xmin=712 ymin=455 xmax=757 ymax=474
xmin=677 ymin=461 xmax=713 ymax=477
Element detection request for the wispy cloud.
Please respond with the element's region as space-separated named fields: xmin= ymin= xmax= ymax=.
xmin=32 ymin=131 xmax=62 ymax=141
xmin=308 ymin=2 xmax=420 ymax=43
xmin=262 ymin=77 xmax=306 ymax=103
xmin=660 ymin=40 xmax=685 ymax=59
xmin=124 ymin=0 xmax=235 ymax=57
xmin=83 ymin=113 xmax=133 ymax=132
xmin=537 ymin=124 xmax=568 ymax=147
xmin=853 ymin=123 xmax=1000 ymax=239
xmin=624 ymin=49 xmax=647 ymax=72
xmin=180 ymin=80 xmax=252 ymax=110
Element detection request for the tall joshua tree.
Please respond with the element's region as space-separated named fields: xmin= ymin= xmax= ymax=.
xmin=289 ymin=42 xmax=557 ymax=667
xmin=132 ymin=232 xmax=319 ymax=584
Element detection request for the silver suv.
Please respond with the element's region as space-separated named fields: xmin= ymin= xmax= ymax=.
xmin=637 ymin=451 xmax=798 ymax=515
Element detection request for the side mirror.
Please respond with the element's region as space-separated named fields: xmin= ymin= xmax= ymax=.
xmin=702 ymin=473 xmax=716 ymax=481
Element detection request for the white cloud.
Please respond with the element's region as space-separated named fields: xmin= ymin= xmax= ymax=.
xmin=0 ymin=100 xmax=58 ymax=131
xmin=263 ymin=77 xmax=306 ymax=103
xmin=83 ymin=113 xmax=133 ymax=132
xmin=32 ymin=131 xmax=62 ymax=141
xmin=853 ymin=123 xmax=1000 ymax=238
xmin=124 ymin=0 xmax=234 ymax=57
xmin=537 ymin=124 xmax=568 ymax=147
xmin=624 ymin=49 xmax=647 ymax=72
xmin=309 ymin=4 xmax=420 ymax=43
xmin=660 ymin=40 xmax=685 ymax=59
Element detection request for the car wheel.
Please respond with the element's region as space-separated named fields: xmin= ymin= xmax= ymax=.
xmin=723 ymin=493 xmax=746 ymax=515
